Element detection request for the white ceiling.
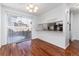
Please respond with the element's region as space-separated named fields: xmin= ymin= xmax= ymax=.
xmin=2 ymin=3 xmax=61 ymax=16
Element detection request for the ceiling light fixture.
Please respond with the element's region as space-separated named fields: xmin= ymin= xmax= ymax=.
xmin=26 ymin=4 xmax=39 ymax=13
xmin=26 ymin=6 xmax=30 ymax=10
xmin=34 ymin=6 xmax=38 ymax=10
xmin=29 ymin=4 xmax=34 ymax=8
xmin=33 ymin=9 xmax=37 ymax=12
xmin=29 ymin=9 xmax=32 ymax=12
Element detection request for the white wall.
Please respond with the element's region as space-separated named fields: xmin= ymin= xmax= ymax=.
xmin=71 ymin=12 xmax=79 ymax=41
xmin=32 ymin=16 xmax=39 ymax=39
xmin=0 ymin=4 xmax=1 ymax=47
xmin=64 ymin=9 xmax=70 ymax=48
xmin=32 ymin=4 xmax=70 ymax=49
xmin=36 ymin=31 xmax=65 ymax=48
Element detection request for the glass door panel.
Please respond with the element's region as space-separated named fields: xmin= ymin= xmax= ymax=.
xmin=7 ymin=15 xmax=32 ymax=55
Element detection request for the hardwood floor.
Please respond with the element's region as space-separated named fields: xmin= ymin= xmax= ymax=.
xmin=32 ymin=39 xmax=65 ymax=56
xmin=0 ymin=39 xmax=79 ymax=56
xmin=66 ymin=40 xmax=79 ymax=56
xmin=0 ymin=40 xmax=31 ymax=56
xmin=32 ymin=39 xmax=79 ymax=56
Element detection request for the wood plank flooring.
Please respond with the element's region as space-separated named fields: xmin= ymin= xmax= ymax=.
xmin=32 ymin=39 xmax=65 ymax=56
xmin=0 ymin=40 xmax=31 ymax=56
xmin=0 ymin=39 xmax=79 ymax=56
xmin=66 ymin=40 xmax=79 ymax=56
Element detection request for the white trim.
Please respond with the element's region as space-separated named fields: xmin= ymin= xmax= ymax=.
xmin=64 ymin=42 xmax=69 ymax=49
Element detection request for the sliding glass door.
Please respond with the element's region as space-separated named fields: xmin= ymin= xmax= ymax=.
xmin=7 ymin=15 xmax=32 ymax=44
xmin=6 ymin=14 xmax=32 ymax=55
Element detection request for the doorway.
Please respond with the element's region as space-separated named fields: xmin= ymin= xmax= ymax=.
xmin=70 ymin=8 xmax=79 ymax=41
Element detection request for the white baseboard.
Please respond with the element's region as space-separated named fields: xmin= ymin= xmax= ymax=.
xmin=0 ymin=45 xmax=1 ymax=48
xmin=64 ymin=43 xmax=69 ymax=49
xmin=33 ymin=38 xmax=68 ymax=49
